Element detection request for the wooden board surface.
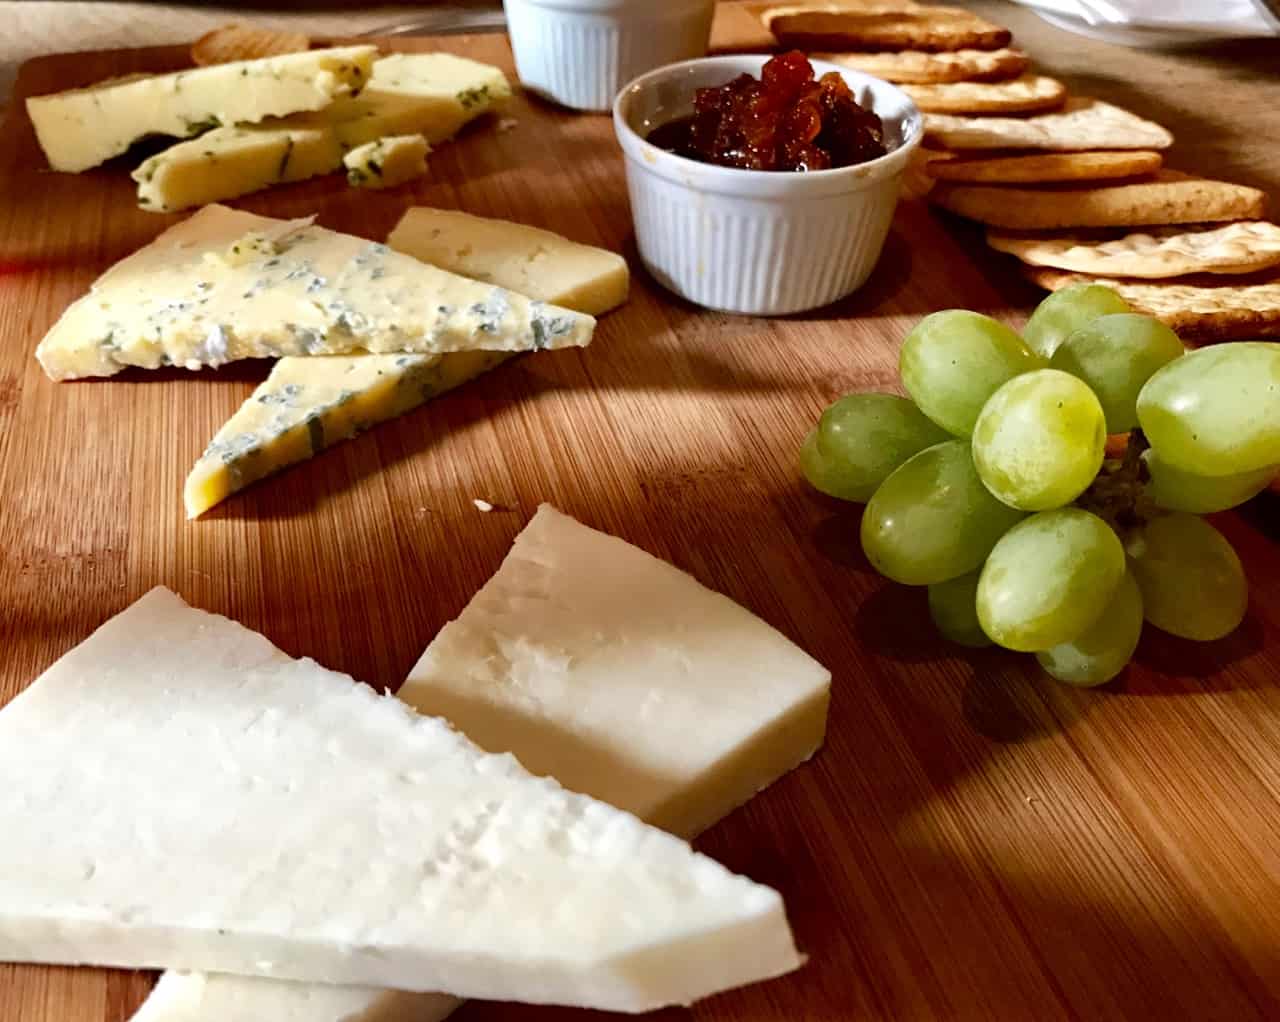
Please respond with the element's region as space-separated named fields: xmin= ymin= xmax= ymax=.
xmin=3 ymin=8 xmax=1280 ymax=1021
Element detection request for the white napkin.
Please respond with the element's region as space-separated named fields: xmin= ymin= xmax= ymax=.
xmin=1012 ymin=0 xmax=1279 ymax=37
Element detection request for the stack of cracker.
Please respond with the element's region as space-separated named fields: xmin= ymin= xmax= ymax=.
xmin=751 ymin=1 xmax=1279 ymax=344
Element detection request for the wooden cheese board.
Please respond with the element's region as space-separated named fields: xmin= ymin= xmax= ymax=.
xmin=2 ymin=12 xmax=1280 ymax=1022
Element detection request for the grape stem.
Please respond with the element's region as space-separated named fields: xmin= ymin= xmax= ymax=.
xmin=1074 ymin=429 xmax=1157 ymax=535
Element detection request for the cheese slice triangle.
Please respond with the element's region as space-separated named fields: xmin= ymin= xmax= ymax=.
xmin=0 ymin=588 xmax=801 ymax=1011
xmin=133 ymin=505 xmax=828 ymax=1021
xmin=35 ymin=205 xmax=594 ymax=381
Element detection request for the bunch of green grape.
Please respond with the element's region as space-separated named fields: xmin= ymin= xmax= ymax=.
xmin=801 ymin=284 xmax=1280 ymax=686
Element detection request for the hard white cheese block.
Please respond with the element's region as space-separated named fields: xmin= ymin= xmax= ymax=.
xmin=387 ymin=208 xmax=630 ymax=318
xmin=183 ymin=209 xmax=628 ymax=518
xmin=345 ymin=134 xmax=431 ymax=189
xmin=0 ymin=588 xmax=801 ymax=1010
xmin=35 ymin=205 xmax=594 ymax=381
xmin=27 ymin=46 xmax=377 ymax=173
xmin=133 ymin=54 xmax=509 ymax=212
xmin=134 ymin=505 xmax=827 ymax=1022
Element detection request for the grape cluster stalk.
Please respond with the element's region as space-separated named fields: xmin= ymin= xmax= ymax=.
xmin=801 ymin=286 xmax=1279 ymax=686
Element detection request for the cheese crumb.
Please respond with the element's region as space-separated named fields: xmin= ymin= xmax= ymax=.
xmin=473 ymin=499 xmax=494 ymax=512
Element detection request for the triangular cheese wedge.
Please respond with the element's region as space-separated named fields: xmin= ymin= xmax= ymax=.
xmin=35 ymin=205 xmax=594 ymax=381
xmin=134 ymin=505 xmax=828 ymax=1021
xmin=182 ymin=210 xmax=628 ymax=518
xmin=0 ymin=588 xmax=801 ymax=1011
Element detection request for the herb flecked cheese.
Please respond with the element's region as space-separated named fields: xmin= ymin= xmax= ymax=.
xmin=183 ymin=208 xmax=628 ymax=517
xmin=133 ymin=53 xmax=509 ymax=212
xmin=35 ymin=205 xmax=594 ymax=381
xmin=27 ymin=46 xmax=377 ymax=173
xmin=344 ymin=134 xmax=430 ymax=189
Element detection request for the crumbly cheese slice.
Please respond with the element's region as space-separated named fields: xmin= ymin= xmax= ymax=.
xmin=0 ymin=587 xmax=802 ymax=1009
xmin=134 ymin=505 xmax=828 ymax=1022
xmin=182 ymin=209 xmax=628 ymax=518
xmin=35 ymin=204 xmax=594 ymax=381
xmin=345 ymin=134 xmax=431 ymax=189
xmin=133 ymin=53 xmax=509 ymax=212
xmin=26 ymin=46 xmax=377 ymax=173
xmin=387 ymin=208 xmax=630 ymax=317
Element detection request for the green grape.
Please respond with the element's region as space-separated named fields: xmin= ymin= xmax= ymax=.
xmin=861 ymin=439 xmax=1026 ymax=586
xmin=1136 ymin=342 xmax=1280 ymax=476
xmin=799 ymin=394 xmax=949 ymax=502
xmin=971 ymin=369 xmax=1107 ymax=511
xmin=1023 ymin=283 xmax=1131 ymax=359
xmin=1128 ymin=512 xmax=1247 ymax=642
xmin=977 ymin=508 xmax=1125 ymax=652
xmin=899 ymin=310 xmax=1043 ymax=436
xmin=1143 ymin=450 xmax=1277 ymax=514
xmin=928 ymin=571 xmax=991 ymax=648
xmin=1037 ymin=571 xmax=1143 ymax=687
xmin=1049 ymin=314 xmax=1185 ymax=433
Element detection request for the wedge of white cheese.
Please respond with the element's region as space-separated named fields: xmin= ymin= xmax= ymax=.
xmin=182 ymin=208 xmax=628 ymax=518
xmin=0 ymin=587 xmax=802 ymax=1010
xmin=35 ymin=204 xmax=594 ymax=381
xmin=133 ymin=53 xmax=509 ymax=212
xmin=345 ymin=134 xmax=430 ymax=189
xmin=134 ymin=504 xmax=829 ymax=1022
xmin=387 ymin=207 xmax=630 ymax=317
xmin=27 ymin=46 xmax=378 ymax=173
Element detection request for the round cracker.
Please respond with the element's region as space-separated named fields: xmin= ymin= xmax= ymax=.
xmin=813 ymin=47 xmax=1029 ymax=84
xmin=925 ymin=98 xmax=1173 ymax=152
xmin=927 ymin=150 xmax=1163 ymax=184
xmin=767 ymin=6 xmax=1013 ymax=52
xmin=902 ymin=73 xmax=1067 ymax=114
xmin=989 ymin=222 xmax=1280 ymax=279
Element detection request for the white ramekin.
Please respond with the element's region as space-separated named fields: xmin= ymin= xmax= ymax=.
xmin=613 ymin=56 xmax=923 ymax=316
xmin=503 ymin=0 xmax=716 ymax=113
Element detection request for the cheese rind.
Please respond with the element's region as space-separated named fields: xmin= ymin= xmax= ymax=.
xmin=35 ymin=205 xmax=594 ymax=381
xmin=388 ymin=208 xmax=630 ymax=318
xmin=136 ymin=505 xmax=826 ymax=1022
xmin=182 ymin=209 xmax=626 ymax=517
xmin=0 ymin=587 xmax=801 ymax=1009
xmin=345 ymin=135 xmax=431 ymax=189
xmin=27 ymin=46 xmax=377 ymax=173
xmin=133 ymin=54 xmax=509 ymax=212
xmin=182 ymin=351 xmax=508 ymax=518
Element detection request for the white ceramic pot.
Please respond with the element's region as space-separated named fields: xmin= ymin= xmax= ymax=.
xmin=613 ymin=56 xmax=924 ymax=316
xmin=503 ymin=0 xmax=716 ymax=113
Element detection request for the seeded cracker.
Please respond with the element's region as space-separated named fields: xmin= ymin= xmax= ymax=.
xmin=813 ymin=48 xmax=1029 ymax=84
xmin=1025 ymin=267 xmax=1280 ymax=342
xmin=765 ymin=5 xmax=1013 ymax=52
xmin=988 ymin=222 xmax=1280 ymax=279
xmin=927 ymin=150 xmax=1163 ymax=185
xmin=930 ymin=172 xmax=1267 ymax=230
xmin=902 ymin=74 xmax=1067 ymax=115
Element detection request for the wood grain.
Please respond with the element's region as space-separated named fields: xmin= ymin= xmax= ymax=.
xmin=2 ymin=14 xmax=1280 ymax=1022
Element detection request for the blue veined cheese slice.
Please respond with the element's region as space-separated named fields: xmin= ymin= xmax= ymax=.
xmin=182 ymin=207 xmax=628 ymax=518
xmin=26 ymin=46 xmax=378 ymax=173
xmin=344 ymin=134 xmax=431 ymax=189
xmin=133 ymin=53 xmax=509 ymax=212
xmin=131 ymin=505 xmax=830 ymax=1022
xmin=0 ymin=587 xmax=803 ymax=1010
xmin=34 ymin=204 xmax=594 ymax=381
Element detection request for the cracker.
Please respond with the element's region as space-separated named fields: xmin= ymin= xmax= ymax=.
xmin=901 ymin=74 xmax=1067 ymax=114
xmin=191 ymin=23 xmax=310 ymax=66
xmin=925 ymin=98 xmax=1173 ymax=151
xmin=930 ymin=172 xmax=1267 ymax=230
xmin=989 ymin=222 xmax=1280 ymax=279
xmin=765 ymin=5 xmax=1013 ymax=52
xmin=927 ymin=150 xmax=1163 ymax=184
xmin=813 ymin=47 xmax=1028 ymax=83
xmin=1024 ymin=267 xmax=1280 ymax=342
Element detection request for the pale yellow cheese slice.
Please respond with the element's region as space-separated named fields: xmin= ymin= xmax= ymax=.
xmin=134 ymin=506 xmax=829 ymax=1022
xmin=182 ymin=208 xmax=628 ymax=518
xmin=133 ymin=53 xmax=509 ymax=212
xmin=344 ymin=134 xmax=431 ymax=189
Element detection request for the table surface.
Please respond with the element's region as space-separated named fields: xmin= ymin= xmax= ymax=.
xmin=2 ymin=5 xmax=1280 ymax=1022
